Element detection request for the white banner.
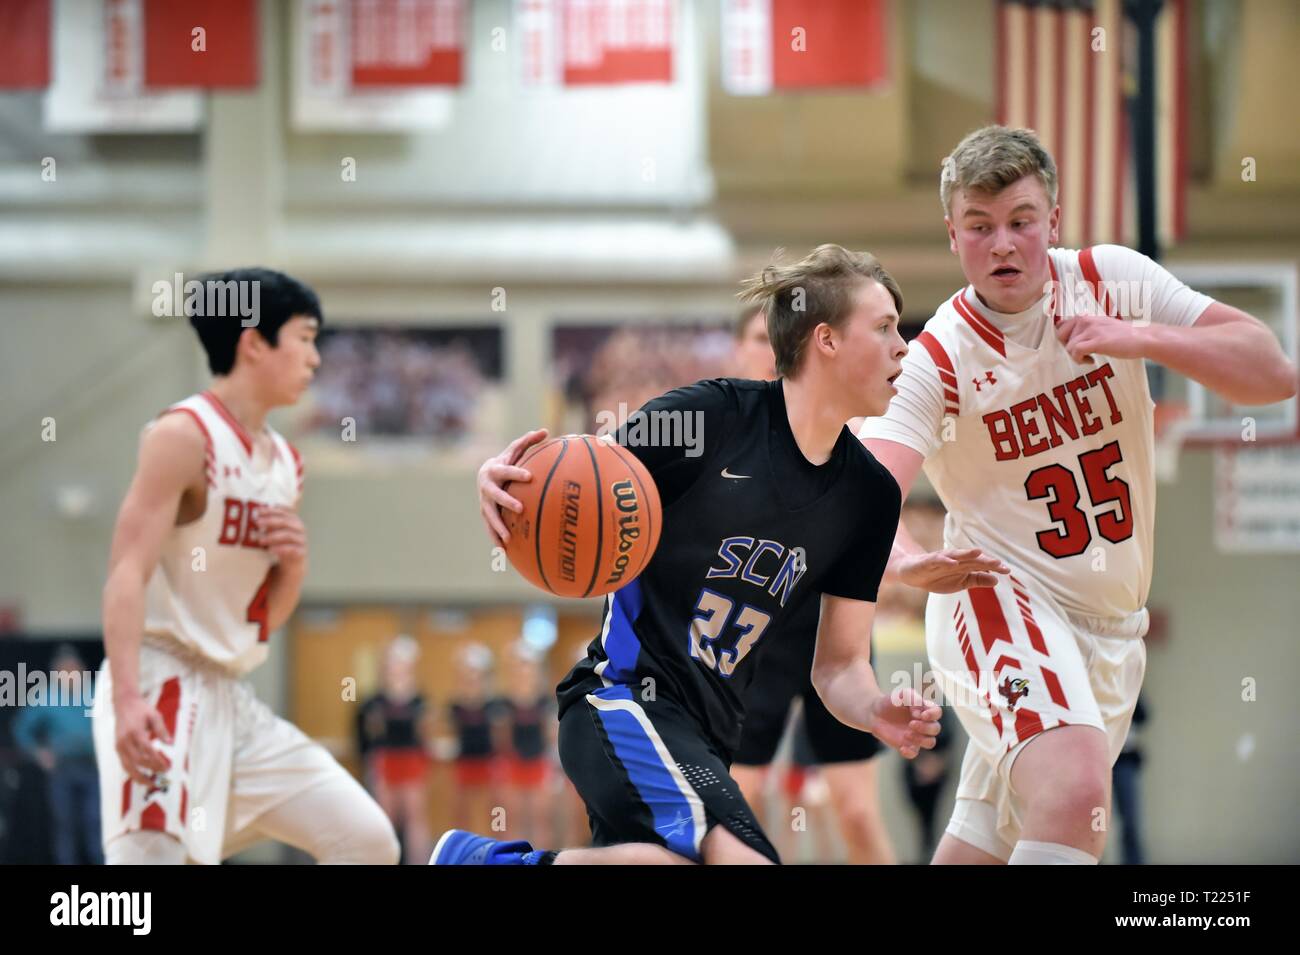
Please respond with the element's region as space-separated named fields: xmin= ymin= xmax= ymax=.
xmin=43 ymin=0 xmax=202 ymax=133
xmin=1214 ymin=445 xmax=1300 ymax=553
xmin=292 ymin=0 xmax=455 ymax=132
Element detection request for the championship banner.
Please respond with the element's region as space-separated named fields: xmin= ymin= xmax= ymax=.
xmin=517 ymin=0 xmax=675 ymax=87
xmin=722 ymin=0 xmax=890 ymax=96
xmin=0 ymin=0 xmax=52 ymax=89
xmin=293 ymin=0 xmax=464 ymax=131
xmin=44 ymin=0 xmax=202 ymax=132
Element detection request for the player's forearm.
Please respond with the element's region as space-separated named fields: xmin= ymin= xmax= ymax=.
xmin=881 ymin=518 xmax=926 ymax=585
xmin=102 ymin=566 xmax=147 ymax=702
xmin=812 ymin=656 xmax=882 ymax=733
xmin=265 ymin=562 xmax=307 ymax=632
xmin=1139 ymin=322 xmax=1298 ymax=405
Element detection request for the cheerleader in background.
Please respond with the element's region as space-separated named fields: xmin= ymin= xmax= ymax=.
xmin=357 ymin=635 xmax=433 ymax=864
xmin=498 ymin=643 xmax=555 ymax=848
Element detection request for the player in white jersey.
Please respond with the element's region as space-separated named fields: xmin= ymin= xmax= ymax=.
xmin=95 ymin=268 xmax=399 ymax=865
xmin=860 ymin=127 xmax=1298 ymax=864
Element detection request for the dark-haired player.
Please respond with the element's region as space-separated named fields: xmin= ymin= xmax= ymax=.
xmin=435 ymin=246 xmax=1004 ymax=865
xmin=95 ymin=268 xmax=399 ymax=864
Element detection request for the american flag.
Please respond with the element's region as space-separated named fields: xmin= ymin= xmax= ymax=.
xmin=995 ymin=0 xmax=1188 ymax=248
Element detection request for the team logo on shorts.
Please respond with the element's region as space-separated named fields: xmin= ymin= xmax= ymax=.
xmin=998 ymin=676 xmax=1030 ymax=709
xmin=145 ymin=772 xmax=171 ymax=797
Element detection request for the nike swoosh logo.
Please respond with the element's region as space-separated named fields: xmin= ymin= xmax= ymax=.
xmin=721 ymin=468 xmax=751 ymax=479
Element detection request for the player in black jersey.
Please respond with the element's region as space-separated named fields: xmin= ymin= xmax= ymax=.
xmin=436 ymin=245 xmax=1002 ymax=865
xmin=728 ymin=304 xmax=895 ymax=864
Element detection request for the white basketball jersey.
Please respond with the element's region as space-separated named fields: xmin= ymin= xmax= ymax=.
xmin=142 ymin=392 xmax=304 ymax=675
xmin=862 ymin=245 xmax=1213 ymax=620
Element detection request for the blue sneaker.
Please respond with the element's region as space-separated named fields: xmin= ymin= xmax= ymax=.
xmin=429 ymin=830 xmax=540 ymax=865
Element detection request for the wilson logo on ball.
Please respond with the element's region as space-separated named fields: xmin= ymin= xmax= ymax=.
xmin=603 ymin=480 xmax=643 ymax=587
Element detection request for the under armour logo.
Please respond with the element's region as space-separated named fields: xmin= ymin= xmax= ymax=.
xmin=972 ymin=371 xmax=997 ymax=391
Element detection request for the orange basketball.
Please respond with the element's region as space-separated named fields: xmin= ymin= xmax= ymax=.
xmin=502 ymin=434 xmax=662 ymax=598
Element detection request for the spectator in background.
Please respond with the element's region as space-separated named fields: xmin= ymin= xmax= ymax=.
xmin=11 ymin=646 xmax=102 ymax=865
xmin=357 ymin=635 xmax=433 ymax=864
xmin=733 ymin=304 xmax=778 ymax=381
xmin=496 ymin=643 xmax=555 ymax=849
xmin=448 ymin=643 xmax=503 ymax=833
xmin=1112 ymin=694 xmax=1149 ymax=865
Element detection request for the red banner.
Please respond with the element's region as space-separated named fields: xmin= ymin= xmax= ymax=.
xmin=142 ymin=0 xmax=259 ymax=88
xmin=770 ymin=0 xmax=886 ymax=90
xmin=350 ymin=0 xmax=464 ymax=87
xmin=562 ymin=0 xmax=673 ymax=85
xmin=723 ymin=0 xmax=889 ymax=95
xmin=0 ymin=0 xmax=51 ymax=89
xmin=518 ymin=0 xmax=674 ymax=86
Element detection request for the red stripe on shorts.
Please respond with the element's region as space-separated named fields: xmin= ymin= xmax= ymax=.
xmin=1013 ymin=707 xmax=1045 ymax=745
xmin=156 ymin=677 xmax=181 ymax=738
xmin=1041 ymin=666 xmax=1070 ymax=709
xmin=141 ymin=803 xmax=167 ymax=831
xmin=968 ymin=587 xmax=1014 ymax=655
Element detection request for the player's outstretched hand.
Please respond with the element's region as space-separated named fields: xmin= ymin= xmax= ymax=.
xmin=869 ymin=686 xmax=941 ymax=760
xmin=477 ymin=428 xmax=549 ymax=547
xmin=114 ymin=693 xmax=173 ymax=786
xmin=896 ymin=548 xmax=1010 ymax=593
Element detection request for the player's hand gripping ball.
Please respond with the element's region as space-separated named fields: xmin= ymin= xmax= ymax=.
xmin=503 ymin=435 xmax=662 ymax=598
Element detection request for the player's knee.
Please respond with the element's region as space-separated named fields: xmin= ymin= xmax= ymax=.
xmin=1056 ymin=771 xmax=1109 ymax=825
xmin=1022 ymin=760 xmax=1109 ymax=825
xmin=1014 ymin=726 xmax=1109 ymax=811
xmin=317 ymin=806 xmax=400 ymax=865
xmin=356 ymin=812 xmax=402 ymax=865
xmin=700 ymin=824 xmax=776 ymax=865
xmin=833 ymin=800 xmax=880 ymax=845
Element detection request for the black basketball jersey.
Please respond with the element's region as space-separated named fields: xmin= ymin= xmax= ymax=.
xmin=356 ymin=693 xmax=427 ymax=754
xmin=500 ymin=696 xmax=551 ymax=759
xmin=556 ymin=377 xmax=900 ymax=759
xmin=449 ymin=699 xmax=503 ymax=759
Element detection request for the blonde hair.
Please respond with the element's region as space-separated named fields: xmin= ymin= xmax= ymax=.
xmin=737 ymin=244 xmax=903 ymax=378
xmin=940 ymin=125 xmax=1058 ymax=216
xmin=387 ymin=634 xmax=419 ymax=665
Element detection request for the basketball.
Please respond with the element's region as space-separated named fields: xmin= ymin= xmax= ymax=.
xmin=502 ymin=435 xmax=662 ymax=598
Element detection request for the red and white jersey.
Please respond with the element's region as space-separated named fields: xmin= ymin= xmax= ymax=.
xmin=142 ymin=391 xmax=304 ymax=676
xmin=861 ymin=245 xmax=1213 ymax=619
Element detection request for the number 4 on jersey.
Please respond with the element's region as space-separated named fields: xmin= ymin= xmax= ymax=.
xmin=246 ymin=569 xmax=273 ymax=642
